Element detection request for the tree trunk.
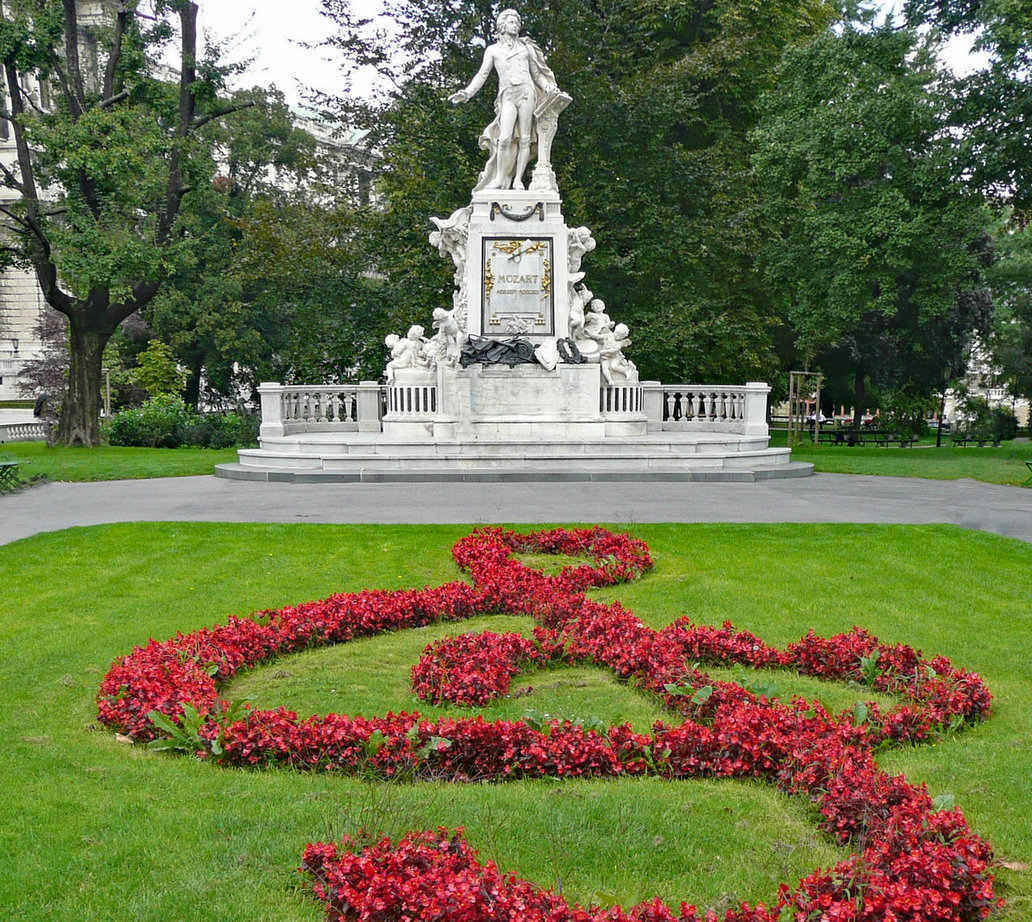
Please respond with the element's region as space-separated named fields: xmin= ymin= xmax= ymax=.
xmin=852 ymin=367 xmax=866 ymax=429
xmin=184 ymin=354 xmax=203 ymax=409
xmin=57 ymin=319 xmax=110 ymax=446
xmin=936 ymin=389 xmax=947 ymax=448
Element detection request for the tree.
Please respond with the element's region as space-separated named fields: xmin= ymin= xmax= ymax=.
xmin=751 ymin=21 xmax=993 ymax=426
xmin=985 ymin=216 xmax=1032 ymax=408
xmin=16 ymin=306 xmax=68 ymax=420
xmin=129 ymin=338 xmax=186 ymax=398
xmin=905 ymin=0 xmax=1032 ymax=210
xmin=0 ymin=1 xmax=252 ymax=444
xmin=314 ymin=0 xmax=836 ymax=384
xmin=143 ymin=88 xmax=345 ymax=406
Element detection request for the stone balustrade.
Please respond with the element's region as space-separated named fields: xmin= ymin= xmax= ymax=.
xmin=600 ymin=382 xmax=642 ymax=417
xmin=642 ymin=382 xmax=770 ymax=437
xmin=258 ymin=383 xmax=382 ymax=438
xmin=385 ymin=381 xmax=438 ymax=418
xmin=0 ymin=421 xmax=51 ymax=442
xmin=258 ymin=379 xmax=769 ymax=439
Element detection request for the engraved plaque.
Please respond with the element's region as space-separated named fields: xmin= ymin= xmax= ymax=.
xmin=481 ymin=236 xmax=554 ymax=337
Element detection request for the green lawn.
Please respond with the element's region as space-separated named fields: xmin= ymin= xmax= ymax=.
xmin=0 ymin=441 xmax=238 ymax=482
xmin=1 ymin=522 xmax=1029 ymax=921
xmin=772 ymin=432 xmax=1032 ymax=486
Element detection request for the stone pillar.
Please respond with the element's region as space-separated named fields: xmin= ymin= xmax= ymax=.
xmin=356 ymin=381 xmax=383 ymax=433
xmin=258 ymin=383 xmax=285 ymax=439
xmin=466 ymin=189 xmax=570 ymax=340
xmin=743 ymin=382 xmax=771 ymax=438
xmin=642 ymin=381 xmax=664 ymax=432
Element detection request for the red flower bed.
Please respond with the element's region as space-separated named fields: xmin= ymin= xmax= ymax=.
xmin=98 ymin=527 xmax=1000 ymax=921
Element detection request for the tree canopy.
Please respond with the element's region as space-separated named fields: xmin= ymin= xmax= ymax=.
xmin=751 ymin=22 xmax=993 ymax=422
xmin=315 ymin=0 xmax=836 ymax=384
xmin=0 ymin=0 xmax=253 ymax=443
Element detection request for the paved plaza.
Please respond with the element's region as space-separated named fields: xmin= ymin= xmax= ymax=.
xmin=2 ymin=472 xmax=1030 ymax=546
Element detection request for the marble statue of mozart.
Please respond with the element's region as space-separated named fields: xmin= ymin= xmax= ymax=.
xmin=448 ymin=8 xmax=565 ymax=192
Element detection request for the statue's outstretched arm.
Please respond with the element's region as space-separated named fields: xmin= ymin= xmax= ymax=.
xmin=449 ymin=48 xmax=493 ymax=104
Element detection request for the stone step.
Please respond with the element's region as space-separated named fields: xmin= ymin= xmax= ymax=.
xmin=256 ymin=438 xmax=775 ymax=459
xmin=215 ymin=461 xmax=814 ymax=484
xmin=237 ymin=447 xmax=792 ymax=472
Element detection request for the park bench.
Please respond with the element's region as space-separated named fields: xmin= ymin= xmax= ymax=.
xmin=816 ymin=429 xmax=848 ymax=445
xmin=951 ymin=434 xmax=1001 ymax=448
xmin=0 ymin=459 xmax=19 ymax=492
xmin=815 ymin=429 xmax=916 ymax=447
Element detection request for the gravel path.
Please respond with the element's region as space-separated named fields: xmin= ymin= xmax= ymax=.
xmin=2 ymin=472 xmax=1030 ymax=546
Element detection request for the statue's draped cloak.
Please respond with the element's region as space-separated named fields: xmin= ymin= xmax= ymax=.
xmin=473 ymin=37 xmax=557 ymax=192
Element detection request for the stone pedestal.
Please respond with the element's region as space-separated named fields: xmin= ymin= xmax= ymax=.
xmin=435 ymin=363 xmax=610 ymax=441
xmin=465 ymin=189 xmax=571 ymax=341
xmin=381 ymin=361 xmax=647 ymax=442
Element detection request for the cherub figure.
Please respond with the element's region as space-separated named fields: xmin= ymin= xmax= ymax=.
xmin=431 ymin=307 xmax=465 ymax=366
xmin=384 ymin=326 xmax=431 ymax=383
xmin=599 ymin=322 xmax=637 ymax=384
xmin=583 ymin=298 xmax=615 ymax=340
xmin=569 ymin=284 xmax=590 ymax=343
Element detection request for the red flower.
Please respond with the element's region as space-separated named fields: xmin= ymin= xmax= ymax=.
xmin=98 ymin=528 xmax=1000 ymax=921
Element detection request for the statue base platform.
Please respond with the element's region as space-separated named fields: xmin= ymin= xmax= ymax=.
xmin=218 ymin=432 xmax=808 ymax=483
xmin=222 ymin=375 xmax=811 ymax=483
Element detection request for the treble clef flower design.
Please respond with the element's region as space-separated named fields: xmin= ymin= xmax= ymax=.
xmin=98 ymin=528 xmax=1001 ymax=922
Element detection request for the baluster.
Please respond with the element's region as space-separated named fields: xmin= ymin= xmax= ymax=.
xmin=664 ymin=392 xmax=673 ymax=421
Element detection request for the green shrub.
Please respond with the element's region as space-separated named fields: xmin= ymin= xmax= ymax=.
xmin=105 ymin=396 xmax=258 ymax=448
xmin=957 ymin=396 xmax=1019 ymax=443
xmin=106 ymin=395 xmax=192 ymax=448
xmin=129 ymin=340 xmax=188 ymax=399
xmin=991 ymin=406 xmax=1018 ymax=442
